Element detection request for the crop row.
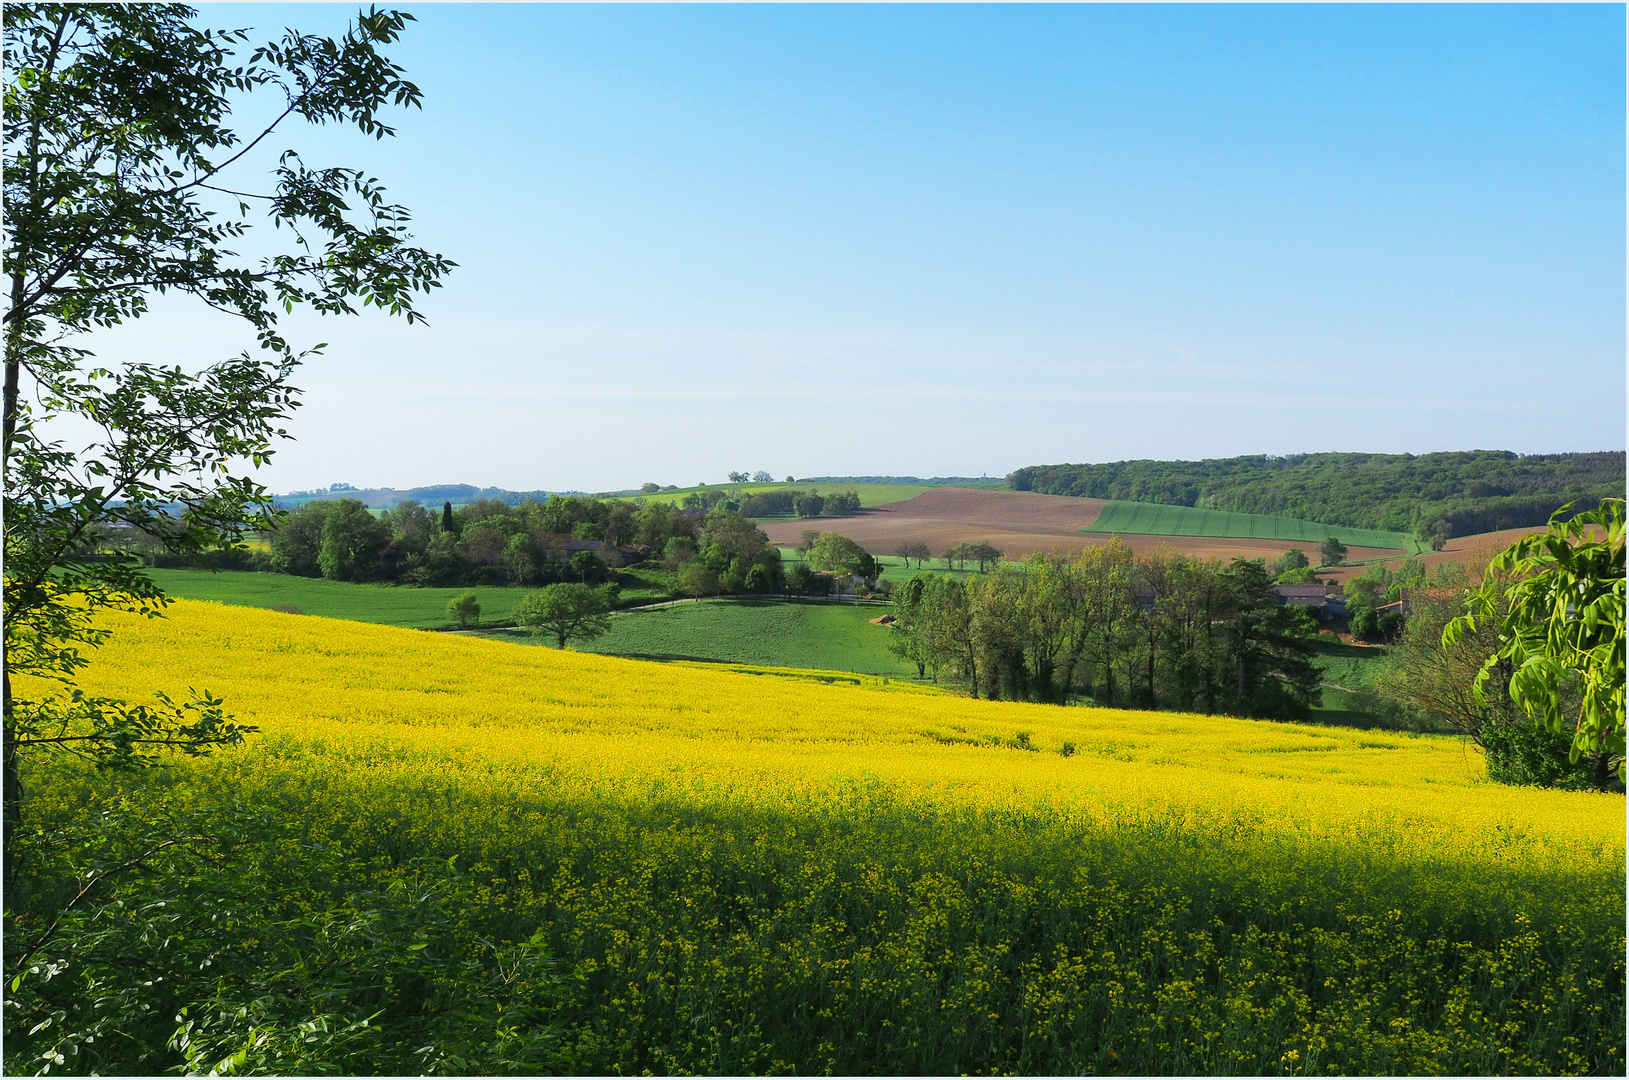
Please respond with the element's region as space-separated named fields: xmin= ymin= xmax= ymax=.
xmin=1084 ymin=500 xmax=1418 ymax=550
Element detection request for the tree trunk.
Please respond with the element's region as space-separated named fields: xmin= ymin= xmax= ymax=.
xmin=1146 ymin=635 xmax=1157 ymax=709
xmin=3 ymin=669 xmax=20 ymax=883
xmin=4 ymin=272 xmax=26 ymax=474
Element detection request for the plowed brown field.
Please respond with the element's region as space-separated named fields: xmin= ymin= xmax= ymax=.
xmin=761 ymin=488 xmax=1401 ymax=564
xmin=1318 ymin=526 xmax=1549 ymax=584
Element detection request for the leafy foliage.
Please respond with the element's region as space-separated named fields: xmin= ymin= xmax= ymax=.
xmin=891 ymin=544 xmax=1320 ymax=716
xmin=3 ymin=4 xmax=450 ymax=362
xmin=513 ymin=584 xmax=614 ymax=649
xmin=1446 ymin=499 xmax=1626 ymax=781
xmin=446 ymin=593 xmax=481 ymax=630
xmin=807 ymin=532 xmax=878 ymax=578
xmin=4 ymin=798 xmax=567 ymax=1076
xmin=2 ymin=2 xmax=450 ymax=838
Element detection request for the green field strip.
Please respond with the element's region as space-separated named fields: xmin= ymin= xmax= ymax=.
xmin=497 ymin=598 xmax=917 ymax=677
xmin=146 ymin=568 xmax=677 ymax=628
xmin=1082 ymin=501 xmax=1415 ymax=551
xmin=638 ymin=481 xmax=937 ymax=510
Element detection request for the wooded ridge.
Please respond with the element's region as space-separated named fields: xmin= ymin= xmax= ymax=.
xmin=1008 ymin=451 xmax=1625 ymax=539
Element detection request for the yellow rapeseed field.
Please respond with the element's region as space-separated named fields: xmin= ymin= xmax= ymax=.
xmin=16 ymin=598 xmax=1625 ymax=1075
xmin=40 ymin=599 xmax=1623 ymax=876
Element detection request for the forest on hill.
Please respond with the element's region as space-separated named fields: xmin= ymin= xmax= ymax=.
xmin=1008 ymin=451 xmax=1625 ymax=541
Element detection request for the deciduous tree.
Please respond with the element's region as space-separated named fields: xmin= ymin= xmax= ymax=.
xmin=513 ymin=584 xmax=614 ymax=649
xmin=318 ymin=498 xmax=390 ymax=581
xmin=809 ymin=533 xmax=876 ymax=578
xmin=3 ymin=3 xmax=451 ymax=842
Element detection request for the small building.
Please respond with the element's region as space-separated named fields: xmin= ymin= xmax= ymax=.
xmin=607 ymin=544 xmax=650 ymax=568
xmin=1268 ymin=584 xmax=1346 ymax=620
xmin=537 ymin=537 xmax=649 ymax=568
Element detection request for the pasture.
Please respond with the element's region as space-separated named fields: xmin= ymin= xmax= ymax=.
xmin=144 ymin=568 xmax=676 ymax=628
xmin=637 ymin=480 xmax=937 ymax=509
xmin=1083 ymin=500 xmax=1420 ymax=552
xmin=495 ymin=598 xmax=913 ymax=675
xmin=12 ymin=601 xmax=1624 ymax=1075
xmin=780 ymin=548 xmax=980 ymax=580
xmin=1305 ymin=638 xmax=1423 ymax=730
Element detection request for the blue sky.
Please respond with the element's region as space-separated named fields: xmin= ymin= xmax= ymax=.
xmin=94 ymin=4 xmax=1625 ymax=491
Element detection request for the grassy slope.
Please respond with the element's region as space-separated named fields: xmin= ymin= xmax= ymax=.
xmin=146 ymin=568 xmax=678 ymax=629
xmin=780 ymin=549 xmax=980 ymax=581
xmin=145 ymin=569 xmax=530 ymax=628
xmin=1084 ymin=500 xmax=1422 ymax=552
xmin=492 ymin=598 xmax=916 ymax=677
xmin=1304 ymin=638 xmax=1443 ymax=732
xmin=639 ymin=481 xmax=935 ymax=509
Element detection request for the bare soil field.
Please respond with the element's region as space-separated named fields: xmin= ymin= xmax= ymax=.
xmin=762 ymin=488 xmax=1401 ymax=564
xmin=1318 ymin=526 xmax=1549 ymax=585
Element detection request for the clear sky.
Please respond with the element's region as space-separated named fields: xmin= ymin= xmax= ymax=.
xmin=85 ymin=4 xmax=1625 ymax=492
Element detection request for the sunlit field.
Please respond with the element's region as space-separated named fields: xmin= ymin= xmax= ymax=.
xmin=18 ymin=600 xmax=1625 ymax=1074
xmin=1083 ymin=500 xmax=1421 ymax=552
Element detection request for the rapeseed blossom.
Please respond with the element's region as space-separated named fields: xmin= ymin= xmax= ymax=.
xmin=17 ymin=600 xmax=1624 ymax=1074
xmin=38 ymin=600 xmax=1622 ymax=876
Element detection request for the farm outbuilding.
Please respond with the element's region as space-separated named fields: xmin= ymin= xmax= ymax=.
xmin=1268 ymin=584 xmax=1346 ymax=619
xmin=535 ymin=537 xmax=648 ymax=568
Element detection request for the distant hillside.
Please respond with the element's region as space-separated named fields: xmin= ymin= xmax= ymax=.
xmin=273 ymin=483 xmax=577 ymax=509
xmin=797 ymin=476 xmax=1005 ymax=487
xmin=1008 ymin=451 xmax=1625 ymax=540
xmin=275 ymin=476 xmax=1004 ymax=509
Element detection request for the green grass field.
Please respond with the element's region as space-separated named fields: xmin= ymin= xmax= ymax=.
xmin=145 ymin=569 xmax=531 ymax=628
xmin=145 ymin=569 xmax=677 ymax=629
xmin=491 ymin=598 xmax=916 ymax=677
xmin=638 ymin=481 xmax=936 ymax=509
xmin=1083 ymin=500 xmax=1422 ymax=552
xmin=778 ymin=549 xmax=979 ymax=581
xmin=1304 ymin=638 xmax=1452 ymax=732
xmin=1308 ymin=638 xmax=1386 ymax=728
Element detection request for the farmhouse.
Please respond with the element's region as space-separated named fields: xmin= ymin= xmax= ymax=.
xmin=538 ymin=537 xmax=650 ymax=568
xmin=1268 ymin=583 xmax=1346 ymax=619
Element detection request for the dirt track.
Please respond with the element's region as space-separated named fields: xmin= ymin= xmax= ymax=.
xmin=761 ymin=488 xmax=1402 ymax=564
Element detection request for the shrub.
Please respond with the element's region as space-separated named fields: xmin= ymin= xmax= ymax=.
xmin=447 ymin=593 xmax=481 ymax=629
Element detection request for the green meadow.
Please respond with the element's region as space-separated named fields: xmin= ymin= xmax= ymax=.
xmin=637 ymin=480 xmax=938 ymax=509
xmin=491 ymin=598 xmax=914 ymax=676
xmin=144 ymin=569 xmax=676 ymax=629
xmin=1084 ymin=500 xmax=1423 ymax=552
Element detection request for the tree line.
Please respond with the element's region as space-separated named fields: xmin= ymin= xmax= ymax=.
xmin=687 ymin=486 xmax=863 ymax=518
xmin=886 ymin=541 xmax=1321 ymax=720
xmin=254 ymin=495 xmax=702 ymax=586
xmin=138 ymin=495 xmax=777 ymax=595
xmin=1008 ymin=451 xmax=1625 ymax=543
